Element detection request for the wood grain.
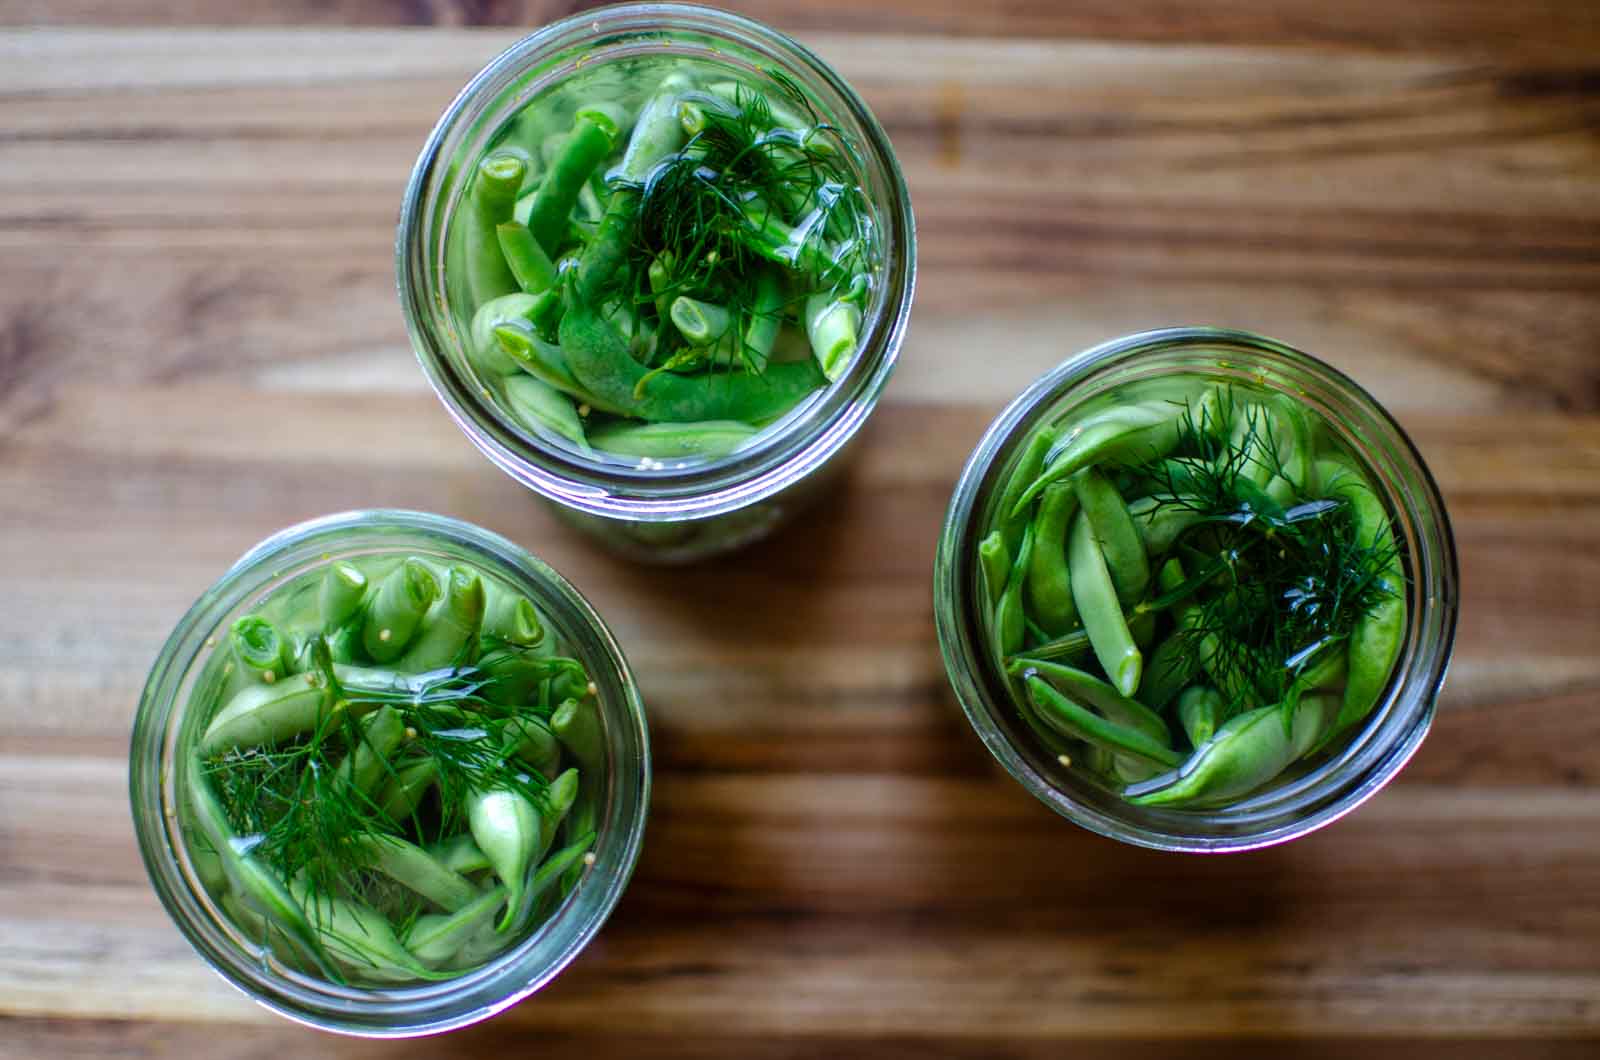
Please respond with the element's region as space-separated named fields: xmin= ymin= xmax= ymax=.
xmin=1 ymin=12 xmax=1598 ymax=1058
xmin=4 ymin=0 xmax=1599 ymax=60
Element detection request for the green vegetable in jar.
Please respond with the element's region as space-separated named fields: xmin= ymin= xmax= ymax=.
xmin=179 ymin=554 xmax=606 ymax=987
xmin=984 ymin=381 xmax=1408 ymax=810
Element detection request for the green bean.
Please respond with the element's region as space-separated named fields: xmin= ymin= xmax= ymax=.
xmin=743 ymin=269 xmax=784 ymax=373
xmin=503 ymin=831 xmax=597 ymax=942
xmin=1011 ymin=658 xmax=1172 ymax=749
xmin=1011 ymin=626 xmax=1092 ymax=666
xmin=670 ymin=296 xmax=734 ymax=347
xmin=376 ymin=758 xmax=438 ymax=823
xmin=575 ymin=186 xmax=641 ymax=303
xmin=1010 ymin=401 xmax=1193 ymax=517
xmin=1135 ymin=558 xmax=1200 ymax=712
xmin=994 ymin=522 xmax=1034 ymax=659
xmin=495 ymin=220 xmax=559 ymax=294
xmin=319 ymin=563 xmax=367 ymax=634
xmin=362 ymin=558 xmax=439 ymax=663
xmin=551 ymin=697 xmax=603 ymax=774
xmin=409 ymin=885 xmax=508 ymax=969
xmin=1072 ymin=468 xmax=1150 ymax=604
xmin=586 ymin=419 xmax=758 ymax=460
xmin=551 ymin=697 xmax=602 ymax=893
xmin=394 ymin=566 xmax=485 ymax=673
xmin=996 ymin=427 xmax=1057 ymax=554
xmin=477 ymin=650 xmax=587 ymax=708
xmin=1175 ymin=686 xmax=1223 ymax=747
xmin=186 ymin=756 xmax=337 ymax=980
xmin=1126 ymin=494 xmax=1205 ymax=556
xmin=483 ymin=587 xmax=545 ymax=648
xmin=352 ymin=833 xmax=479 ymax=913
xmin=1021 ymin=675 xmax=1182 ymax=768
xmin=804 ymin=293 xmax=860 ymax=381
xmin=618 ymin=79 xmax=688 ymax=183
xmin=1125 ymin=694 xmax=1336 ymax=807
xmin=463 ymin=151 xmax=527 ymax=306
xmin=502 ymin=374 xmax=590 ymax=454
xmin=427 ymin=833 xmax=491 ymax=876
xmin=1067 ymin=510 xmax=1142 ymax=696
xmin=333 ymin=705 xmax=406 ymax=799
xmin=469 ymin=292 xmax=547 ymax=377
xmin=467 ymin=787 xmax=542 ymax=933
xmin=290 ymin=876 xmax=445 ymax=982
xmin=526 ymin=114 xmax=616 ymax=255
xmin=491 ymin=318 xmax=624 ymax=415
xmin=977 ymin=530 xmax=1010 ymax=608
xmin=1317 ymin=456 xmax=1407 ymax=744
xmin=505 ymin=715 xmax=562 ymax=779
xmin=230 ymin=615 xmax=292 ymax=686
xmin=199 ymin=670 xmax=334 ymax=755
xmin=1024 ymin=483 xmax=1079 ymax=635
xmin=560 ymin=304 xmax=824 ymax=423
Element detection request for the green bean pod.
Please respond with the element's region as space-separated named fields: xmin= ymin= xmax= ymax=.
xmin=977 ymin=530 xmax=1010 ymax=608
xmin=996 ymin=427 xmax=1056 ymax=553
xmin=1072 ymin=468 xmax=1150 ymax=604
xmin=376 ymin=758 xmax=438 ymax=824
xmin=1011 ymin=392 xmax=1214 ymax=517
xmin=290 ymin=877 xmax=445 ymax=982
xmin=319 ymin=563 xmax=368 ymax=634
xmin=560 ymin=304 xmax=825 ymax=424
xmin=229 ymin=615 xmax=293 ymax=685
xmin=1126 ymin=494 xmax=1205 ymax=556
xmin=409 ymin=885 xmax=509 ymax=969
xmin=199 ymin=670 xmax=335 ymax=755
xmin=482 ymin=587 xmax=545 ymax=649
xmin=467 ymin=787 xmax=542 ymax=932
xmin=505 ymin=716 xmax=563 ymax=779
xmin=1316 ymin=457 xmax=1407 ymax=746
xmin=362 ymin=559 xmax=440 ymax=664
xmin=1067 ymin=510 xmax=1142 ymax=696
xmin=1125 ymin=694 xmax=1336 ymax=808
xmin=333 ymin=705 xmax=406 ymax=799
xmin=427 ymin=833 xmax=492 ymax=876
xmin=993 ymin=522 xmax=1034 ymax=659
xmin=587 ymin=419 xmax=759 ymax=460
xmin=526 ymin=114 xmax=616 ymax=255
xmin=1022 ymin=675 xmax=1182 ymax=768
xmin=804 ymin=292 xmax=861 ymax=381
xmin=1175 ymin=686 xmax=1223 ymax=747
xmin=503 ymin=374 xmax=590 ymax=453
xmin=1024 ymin=483 xmax=1079 ymax=635
xmin=351 ymin=834 xmax=480 ymax=913
xmin=394 ymin=566 xmax=486 ymax=674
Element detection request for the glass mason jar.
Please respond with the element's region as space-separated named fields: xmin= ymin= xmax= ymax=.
xmin=397 ymin=3 xmax=916 ymax=563
xmin=129 ymin=511 xmax=650 ymax=1035
xmin=933 ymin=328 xmax=1459 ymax=852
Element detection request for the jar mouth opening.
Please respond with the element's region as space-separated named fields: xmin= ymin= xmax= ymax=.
xmin=129 ymin=510 xmax=651 ymax=1034
xmin=934 ymin=327 xmax=1460 ymax=852
xmin=397 ymin=3 xmax=916 ymax=521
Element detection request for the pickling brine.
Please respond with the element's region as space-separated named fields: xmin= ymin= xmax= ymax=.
xmin=178 ymin=553 xmax=604 ymax=986
xmin=978 ymin=377 xmax=1408 ymax=810
xmin=451 ymin=53 xmax=881 ymax=465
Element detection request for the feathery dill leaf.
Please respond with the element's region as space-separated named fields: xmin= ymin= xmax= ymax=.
xmin=1126 ymin=388 xmax=1403 ymax=716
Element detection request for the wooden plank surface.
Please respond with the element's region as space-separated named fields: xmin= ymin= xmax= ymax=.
xmin=1 ymin=4 xmax=1598 ymax=1055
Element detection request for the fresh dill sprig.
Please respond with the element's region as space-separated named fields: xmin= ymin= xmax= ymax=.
xmin=1127 ymin=388 xmax=1404 ymax=717
xmin=199 ymin=646 xmax=559 ymax=905
xmin=628 ymin=76 xmax=874 ymax=372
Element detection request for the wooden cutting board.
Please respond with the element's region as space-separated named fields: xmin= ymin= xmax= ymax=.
xmin=2 ymin=3 xmax=1597 ymax=1056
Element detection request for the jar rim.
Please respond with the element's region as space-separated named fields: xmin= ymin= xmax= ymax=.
xmin=128 ymin=510 xmax=651 ymax=1034
xmin=397 ymin=3 xmax=916 ymax=522
xmin=933 ymin=327 xmax=1460 ymax=852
